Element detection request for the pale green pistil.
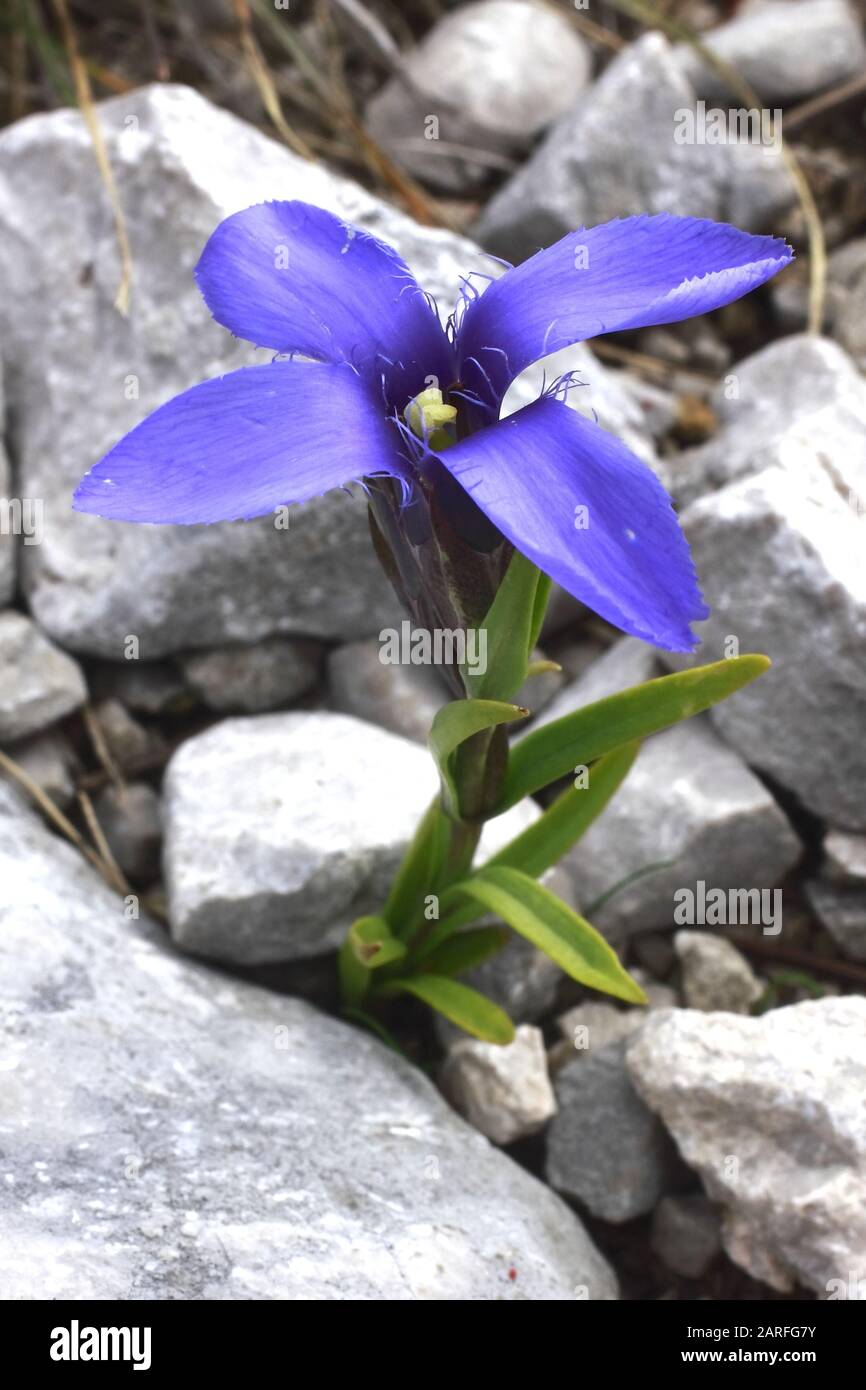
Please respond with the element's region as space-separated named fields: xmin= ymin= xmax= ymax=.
xmin=404 ymin=386 xmax=457 ymax=450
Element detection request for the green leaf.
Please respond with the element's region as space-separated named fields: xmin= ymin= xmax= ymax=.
xmin=377 ymin=975 xmax=515 ymax=1044
xmin=497 ymin=655 xmax=770 ymax=811
xmin=452 ymin=865 xmax=647 ymax=1005
xmin=488 ymin=741 xmax=640 ymax=879
xmin=382 ymin=796 xmax=451 ymax=938
xmin=339 ymin=916 xmax=407 ymax=1007
xmin=415 ymin=742 xmax=641 ymax=952
xmin=525 ymin=658 xmax=562 ymax=680
xmin=429 ymin=697 xmax=528 ymax=818
xmin=463 ymin=549 xmax=546 ymax=701
xmin=419 ymin=925 xmax=509 ymax=978
xmin=527 ymin=570 xmax=552 ymax=655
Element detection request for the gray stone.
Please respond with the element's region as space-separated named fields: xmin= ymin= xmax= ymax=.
xmin=328 ymin=638 xmax=447 ymax=743
xmin=163 ymin=710 xmax=539 ymax=965
xmin=826 ymin=238 xmax=866 ymax=370
xmin=674 ymin=930 xmax=763 ymax=1013
xmin=89 ymin=660 xmax=192 ymax=716
xmin=631 ymin=967 xmax=680 ymax=1011
xmin=616 ymin=374 xmax=680 ymax=443
xmin=441 ymin=1025 xmax=557 ymax=1145
xmin=0 ymin=357 xmax=15 ymax=605
xmin=667 ymin=335 xmax=866 ymax=509
xmin=365 ymin=1 xmax=591 ymax=193
xmin=544 ymin=634 xmax=606 ymax=683
xmin=94 ymin=782 xmax=162 ymax=883
xmin=91 ymin=698 xmax=166 ymax=774
xmin=555 ymin=1000 xmax=643 ymax=1055
xmin=775 ymin=240 xmax=866 ymax=363
xmin=546 ymin=1040 xmax=687 ymax=1222
xmin=0 ymin=729 xmax=78 ymax=810
xmin=631 ymin=931 xmax=677 ymax=981
xmin=550 ymin=981 xmax=676 ymax=1075
xmin=676 ymin=0 xmax=866 ymax=104
xmin=0 ymin=783 xmax=617 ymax=1300
xmin=824 ymin=829 xmax=866 ymax=884
xmin=0 ymin=612 xmax=86 ymax=742
xmin=0 ymin=84 xmax=499 ymax=658
xmin=806 ymin=880 xmax=866 ymax=962
xmin=627 ymin=999 xmax=866 ymax=1295
xmin=180 ymin=638 xmax=322 ymax=713
xmin=562 ymin=718 xmax=800 ymax=944
xmin=651 ymin=1194 xmax=722 ymax=1279
xmin=670 ymin=458 xmax=866 ymax=829
xmin=474 ymin=33 xmax=795 ymax=262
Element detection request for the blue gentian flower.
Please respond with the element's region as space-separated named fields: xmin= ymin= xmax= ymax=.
xmin=73 ymin=202 xmax=791 ymax=651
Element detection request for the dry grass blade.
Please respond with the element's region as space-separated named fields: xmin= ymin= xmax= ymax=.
xmin=553 ymin=0 xmax=626 ymax=50
xmin=232 ymin=0 xmax=315 ymax=160
xmin=784 ymin=70 xmax=866 ymax=133
xmin=0 ymin=746 xmax=121 ymax=891
xmin=605 ymin=0 xmax=827 ymax=335
xmin=590 ymin=339 xmax=718 ymax=390
xmin=50 ymin=0 xmax=133 ymax=315
xmin=82 ymin=701 xmax=125 ymax=794
xmin=331 ymin=0 xmax=404 ymax=72
xmin=251 ymin=0 xmax=449 ymax=228
xmin=78 ymin=788 xmax=132 ymax=897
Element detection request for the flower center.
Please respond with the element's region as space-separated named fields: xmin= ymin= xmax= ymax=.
xmin=403 ymin=386 xmax=457 ymax=450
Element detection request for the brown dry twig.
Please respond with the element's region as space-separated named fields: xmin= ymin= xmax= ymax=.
xmin=232 ymin=0 xmax=316 ymax=160
xmin=251 ymin=0 xmax=450 ymax=228
xmin=78 ymin=788 xmax=132 ymax=898
xmin=728 ymin=930 xmax=866 ymax=990
xmin=50 ymin=0 xmax=133 ymax=315
xmin=784 ymin=70 xmax=866 ymax=134
xmin=0 ymin=746 xmax=123 ymax=893
xmin=81 ymin=701 xmax=125 ymax=794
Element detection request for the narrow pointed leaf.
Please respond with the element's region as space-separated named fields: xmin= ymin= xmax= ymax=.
xmin=452 ymin=865 xmax=647 ymax=1005
xmin=525 ymin=658 xmax=562 ymax=679
xmin=383 ymin=795 xmax=451 ymax=938
xmin=429 ymin=697 xmax=528 ymax=818
xmin=463 ymin=549 xmax=545 ymax=701
xmin=419 ymin=925 xmax=509 ymax=978
xmin=377 ymin=974 xmax=515 ymax=1044
xmin=527 ymin=569 xmax=552 ymax=654
xmin=415 ymin=742 xmax=642 ymax=952
xmin=487 ymin=741 xmax=640 ymax=879
xmin=497 ymin=655 xmax=770 ymax=811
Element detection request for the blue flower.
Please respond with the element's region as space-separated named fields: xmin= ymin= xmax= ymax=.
xmin=73 ymin=202 xmax=791 ymax=651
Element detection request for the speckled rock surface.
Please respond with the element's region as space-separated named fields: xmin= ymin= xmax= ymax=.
xmin=163 ymin=711 xmax=540 ymax=964
xmin=0 ymin=783 xmax=617 ymax=1300
xmin=628 ymin=1000 xmax=866 ymax=1295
